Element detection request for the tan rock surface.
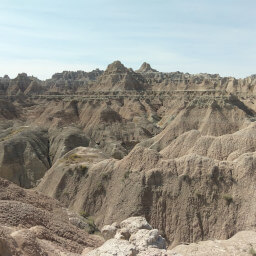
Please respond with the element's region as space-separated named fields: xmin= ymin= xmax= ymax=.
xmin=169 ymin=230 xmax=256 ymax=256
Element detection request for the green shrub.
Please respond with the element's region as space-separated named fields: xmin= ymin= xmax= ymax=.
xmin=0 ymin=127 xmax=26 ymax=141
xmin=124 ymin=171 xmax=131 ymax=179
xmin=84 ymin=216 xmax=99 ymax=234
xmin=76 ymin=164 xmax=88 ymax=175
xmin=80 ymin=211 xmax=89 ymax=218
xmin=223 ymin=194 xmax=233 ymax=204
xmin=122 ymin=171 xmax=132 ymax=182
xmin=249 ymin=247 xmax=256 ymax=256
xmin=102 ymin=172 xmax=111 ymax=180
xmin=195 ymin=190 xmax=202 ymax=198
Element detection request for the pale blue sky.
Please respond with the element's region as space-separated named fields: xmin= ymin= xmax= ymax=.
xmin=0 ymin=0 xmax=256 ymax=79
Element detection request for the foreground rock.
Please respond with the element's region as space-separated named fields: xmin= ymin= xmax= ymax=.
xmin=88 ymin=217 xmax=256 ymax=256
xmin=169 ymin=230 xmax=256 ymax=256
xmin=87 ymin=217 xmax=168 ymax=256
xmin=0 ymin=178 xmax=103 ymax=255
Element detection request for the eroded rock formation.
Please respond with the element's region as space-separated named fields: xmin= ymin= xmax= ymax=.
xmin=1 ymin=61 xmax=256 ymax=255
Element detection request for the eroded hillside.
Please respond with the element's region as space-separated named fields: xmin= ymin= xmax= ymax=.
xmin=0 ymin=61 xmax=256 ymax=255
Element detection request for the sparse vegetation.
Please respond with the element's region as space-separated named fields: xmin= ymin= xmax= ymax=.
xmin=195 ymin=190 xmax=202 ymax=198
xmin=219 ymin=175 xmax=224 ymax=182
xmin=249 ymin=247 xmax=256 ymax=256
xmin=66 ymin=153 xmax=81 ymax=162
xmin=75 ymin=164 xmax=88 ymax=175
xmin=124 ymin=170 xmax=131 ymax=179
xmin=80 ymin=211 xmax=89 ymax=218
xmin=223 ymin=194 xmax=233 ymax=204
xmin=122 ymin=170 xmax=132 ymax=182
xmin=0 ymin=127 xmax=26 ymax=142
xmin=179 ymin=174 xmax=191 ymax=183
xmin=95 ymin=182 xmax=104 ymax=192
xmin=102 ymin=172 xmax=111 ymax=180
xmin=84 ymin=216 xmax=99 ymax=234
xmin=63 ymin=191 xmax=69 ymax=197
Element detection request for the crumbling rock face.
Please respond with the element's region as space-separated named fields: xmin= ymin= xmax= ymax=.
xmin=49 ymin=127 xmax=90 ymax=164
xmin=86 ymin=217 xmax=256 ymax=256
xmin=7 ymin=73 xmax=34 ymax=95
xmin=0 ymin=126 xmax=92 ymax=188
xmin=0 ymin=100 xmax=19 ymax=120
xmin=24 ymin=80 xmax=45 ymax=95
xmin=1 ymin=61 xmax=256 ymax=95
xmin=0 ymin=127 xmax=50 ymax=188
xmin=36 ymin=147 xmax=110 ymax=207
xmin=0 ymin=178 xmax=103 ymax=255
xmin=37 ymin=123 xmax=256 ymax=247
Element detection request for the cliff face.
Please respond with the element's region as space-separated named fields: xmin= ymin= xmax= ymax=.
xmin=36 ymin=123 xmax=256 ymax=246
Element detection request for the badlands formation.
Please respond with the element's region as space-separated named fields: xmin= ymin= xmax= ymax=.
xmin=1 ymin=61 xmax=256 ymax=255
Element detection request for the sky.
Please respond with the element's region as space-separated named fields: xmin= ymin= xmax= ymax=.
xmin=0 ymin=0 xmax=256 ymax=79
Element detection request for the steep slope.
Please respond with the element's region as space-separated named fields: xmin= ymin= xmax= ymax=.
xmin=169 ymin=231 xmax=256 ymax=255
xmin=136 ymin=62 xmax=158 ymax=73
xmin=6 ymin=73 xmax=35 ymax=95
xmin=0 ymin=127 xmax=50 ymax=188
xmin=0 ymin=100 xmax=20 ymax=120
xmin=0 ymin=178 xmax=103 ymax=255
xmin=49 ymin=127 xmax=90 ymax=164
xmin=140 ymin=94 xmax=255 ymax=152
xmin=2 ymin=62 xmax=256 ymax=253
xmin=0 ymin=126 xmax=91 ymax=188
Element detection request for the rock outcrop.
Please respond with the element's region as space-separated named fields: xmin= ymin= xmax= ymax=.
xmin=88 ymin=217 xmax=256 ymax=255
xmin=7 ymin=73 xmax=34 ymax=95
xmin=1 ymin=61 xmax=256 ymax=95
xmin=136 ymin=62 xmax=158 ymax=73
xmin=92 ymin=61 xmax=147 ymax=91
xmin=0 ymin=100 xmax=20 ymax=119
xmin=87 ymin=217 xmax=168 ymax=256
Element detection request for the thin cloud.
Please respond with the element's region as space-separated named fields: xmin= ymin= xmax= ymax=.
xmin=0 ymin=0 xmax=255 ymax=79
